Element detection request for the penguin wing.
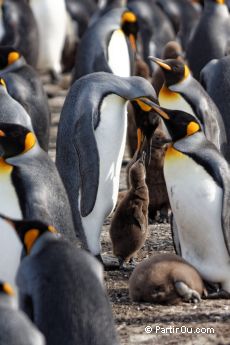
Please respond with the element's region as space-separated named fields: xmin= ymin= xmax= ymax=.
xmin=171 ymin=214 xmax=181 ymax=255
xmin=73 ymin=113 xmax=100 ymax=217
xmin=174 ymin=133 xmax=230 ymax=255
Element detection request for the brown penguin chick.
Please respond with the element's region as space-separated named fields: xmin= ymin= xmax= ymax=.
xmin=129 ymin=253 xmax=206 ymax=305
xmin=152 ymin=41 xmax=185 ymax=95
xmin=145 ymin=123 xmax=171 ymax=223
xmin=109 ymin=153 xmax=149 ymax=269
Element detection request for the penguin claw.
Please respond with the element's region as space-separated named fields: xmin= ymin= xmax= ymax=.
xmin=175 ymin=281 xmax=201 ymax=303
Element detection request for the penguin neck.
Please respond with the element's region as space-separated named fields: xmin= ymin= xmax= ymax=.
xmin=0 ymin=295 xmax=15 ymax=310
xmin=0 ymin=157 xmax=13 ymax=173
xmin=205 ymin=2 xmax=228 ymax=14
xmin=132 ymin=180 xmax=148 ymax=199
xmin=29 ymin=232 xmax=59 ymax=256
xmin=0 ymin=57 xmax=27 ymax=74
xmin=6 ymin=142 xmax=41 ymax=166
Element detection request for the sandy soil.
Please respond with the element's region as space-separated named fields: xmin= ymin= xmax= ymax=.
xmin=46 ymin=73 xmax=230 ymax=345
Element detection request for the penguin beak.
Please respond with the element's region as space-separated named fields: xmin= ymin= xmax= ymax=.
xmin=148 ymin=56 xmax=172 ymax=71
xmin=0 ymin=213 xmax=15 ymax=229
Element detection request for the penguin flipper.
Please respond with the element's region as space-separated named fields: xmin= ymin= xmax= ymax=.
xmin=171 ymin=214 xmax=181 ymax=255
xmin=73 ymin=115 xmax=99 ymax=217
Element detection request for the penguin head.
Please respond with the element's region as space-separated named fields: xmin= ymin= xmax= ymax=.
xmin=0 ymin=214 xmax=58 ymax=255
xmin=0 ymin=281 xmax=14 ymax=297
xmin=121 ymin=11 xmax=139 ymax=50
xmin=129 ymin=151 xmax=146 ymax=186
xmin=0 ymin=123 xmax=36 ymax=159
xmin=0 ymin=46 xmax=21 ymax=69
xmin=148 ymin=104 xmax=201 ymax=142
xmin=149 ymin=57 xmax=190 ymax=87
xmin=132 ymin=99 xmax=160 ymax=165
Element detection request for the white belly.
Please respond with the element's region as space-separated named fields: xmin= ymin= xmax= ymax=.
xmin=30 ymin=0 xmax=67 ymax=72
xmin=0 ymin=171 xmax=22 ymax=294
xmin=164 ymin=151 xmax=230 ymax=290
xmin=108 ymin=29 xmax=131 ymax=77
xmin=81 ymin=95 xmax=128 ymax=254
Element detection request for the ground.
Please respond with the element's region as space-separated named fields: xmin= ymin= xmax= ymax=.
xmin=46 ymin=73 xmax=230 ymax=345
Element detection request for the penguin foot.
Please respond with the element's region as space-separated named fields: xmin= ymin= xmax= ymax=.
xmin=175 ymin=281 xmax=201 ymax=303
xmin=204 ymin=289 xmax=230 ymax=300
xmin=95 ymin=254 xmax=120 ymax=271
xmin=129 ymin=257 xmax=137 ymax=269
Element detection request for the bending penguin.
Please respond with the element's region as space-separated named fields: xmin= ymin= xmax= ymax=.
xmin=148 ymin=102 xmax=230 ymax=298
xmin=56 ymin=72 xmax=157 ymax=261
xmin=0 ymin=46 xmax=50 ymax=151
xmin=149 ymin=57 xmax=227 ymax=157
xmin=0 ymin=281 xmax=45 ymax=345
xmin=0 ymin=215 xmax=120 ymax=345
xmin=72 ymin=8 xmax=138 ymax=81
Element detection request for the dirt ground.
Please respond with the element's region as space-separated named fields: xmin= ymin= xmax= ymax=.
xmin=46 ymin=74 xmax=230 ymax=345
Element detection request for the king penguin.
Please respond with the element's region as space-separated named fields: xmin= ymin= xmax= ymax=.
xmin=0 ymin=215 xmax=120 ymax=345
xmin=0 ymin=122 xmax=75 ymax=252
xmin=0 ymin=46 xmax=50 ymax=151
xmin=149 ymin=57 xmax=227 ymax=157
xmin=0 ymin=281 xmax=45 ymax=345
xmin=0 ymin=0 xmax=39 ymax=68
xmin=186 ymin=0 xmax=230 ymax=80
xmin=56 ymin=72 xmax=157 ymax=261
xmin=72 ymin=8 xmax=138 ymax=82
xmin=148 ymin=102 xmax=230 ymax=298
xmin=200 ymin=56 xmax=230 ymax=163
xmin=30 ymin=0 xmax=68 ymax=80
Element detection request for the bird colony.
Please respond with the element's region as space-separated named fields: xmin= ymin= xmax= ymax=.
xmin=0 ymin=0 xmax=229 ymax=344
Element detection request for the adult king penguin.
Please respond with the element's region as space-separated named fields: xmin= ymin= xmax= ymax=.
xmin=0 ymin=122 xmax=75 ymax=288
xmin=0 ymin=215 xmax=120 ymax=345
xmin=186 ymin=0 xmax=230 ymax=80
xmin=56 ymin=72 xmax=157 ymax=261
xmin=0 ymin=0 xmax=39 ymax=68
xmin=201 ymin=56 xmax=230 ymax=162
xmin=72 ymin=8 xmax=138 ymax=82
xmin=149 ymin=57 xmax=227 ymax=157
xmin=0 ymin=281 xmax=45 ymax=345
xmin=0 ymin=47 xmax=50 ymax=151
xmin=148 ymin=103 xmax=230 ymax=298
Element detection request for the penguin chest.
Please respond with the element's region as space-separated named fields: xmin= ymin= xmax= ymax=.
xmin=94 ymin=94 xmax=128 ymax=215
xmin=159 ymin=87 xmax=195 ymax=116
xmin=0 ymin=164 xmax=22 ymax=290
xmin=164 ymin=147 xmax=230 ymax=282
xmin=108 ymin=29 xmax=131 ymax=77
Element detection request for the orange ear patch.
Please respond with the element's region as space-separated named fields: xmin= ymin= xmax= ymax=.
xmin=24 ymin=229 xmax=40 ymax=254
xmin=187 ymin=121 xmax=200 ymax=136
xmin=122 ymin=11 xmax=137 ymax=23
xmin=3 ymin=283 xmax=14 ymax=296
xmin=23 ymin=132 xmax=36 ymax=153
xmin=8 ymin=51 xmax=20 ymax=65
xmin=136 ymin=99 xmax=152 ymax=112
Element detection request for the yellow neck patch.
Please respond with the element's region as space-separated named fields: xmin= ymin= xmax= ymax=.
xmin=0 ymin=157 xmax=12 ymax=173
xmin=24 ymin=229 xmax=40 ymax=254
xmin=187 ymin=121 xmax=200 ymax=136
xmin=165 ymin=145 xmax=184 ymax=160
xmin=122 ymin=11 xmax=137 ymax=24
xmin=160 ymin=85 xmax=180 ymax=101
xmin=8 ymin=52 xmax=20 ymax=65
xmin=48 ymin=225 xmax=58 ymax=234
xmin=0 ymin=79 xmax=6 ymax=88
xmin=23 ymin=132 xmax=36 ymax=153
xmin=216 ymin=0 xmax=225 ymax=4
xmin=183 ymin=65 xmax=190 ymax=80
xmin=3 ymin=283 xmax=14 ymax=296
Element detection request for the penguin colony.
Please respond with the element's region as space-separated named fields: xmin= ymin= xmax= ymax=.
xmin=0 ymin=0 xmax=230 ymax=344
